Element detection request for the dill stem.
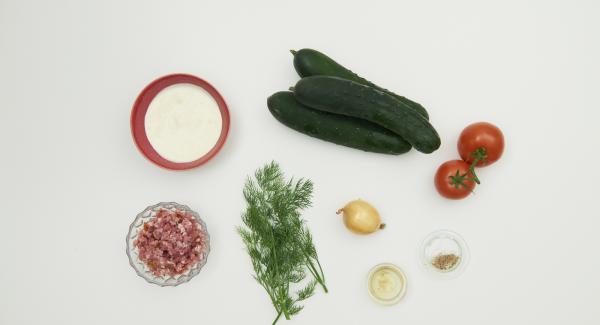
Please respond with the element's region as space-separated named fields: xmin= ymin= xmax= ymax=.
xmin=315 ymin=258 xmax=326 ymax=283
xmin=304 ymin=254 xmax=328 ymax=293
xmin=280 ymin=297 xmax=291 ymax=320
xmin=260 ymin=281 xmax=279 ymax=315
xmin=282 ymin=283 xmax=291 ymax=319
xmin=272 ymin=311 xmax=282 ymax=325
xmin=269 ymin=227 xmax=290 ymax=320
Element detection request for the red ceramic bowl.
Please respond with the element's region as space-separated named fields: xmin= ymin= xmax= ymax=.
xmin=131 ymin=74 xmax=230 ymax=170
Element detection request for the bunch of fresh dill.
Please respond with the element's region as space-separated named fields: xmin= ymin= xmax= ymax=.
xmin=238 ymin=162 xmax=327 ymax=325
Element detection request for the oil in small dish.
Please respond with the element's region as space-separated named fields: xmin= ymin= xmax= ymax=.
xmin=367 ymin=263 xmax=407 ymax=305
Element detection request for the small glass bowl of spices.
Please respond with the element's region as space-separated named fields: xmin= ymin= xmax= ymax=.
xmin=126 ymin=202 xmax=210 ymax=286
xmin=420 ymin=230 xmax=469 ymax=278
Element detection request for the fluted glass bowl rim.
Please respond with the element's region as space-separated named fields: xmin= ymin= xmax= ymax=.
xmin=126 ymin=202 xmax=210 ymax=287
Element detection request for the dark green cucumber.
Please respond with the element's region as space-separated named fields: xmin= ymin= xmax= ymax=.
xmin=291 ymin=48 xmax=429 ymax=120
xmin=267 ymin=91 xmax=411 ymax=155
xmin=292 ymin=76 xmax=441 ymax=154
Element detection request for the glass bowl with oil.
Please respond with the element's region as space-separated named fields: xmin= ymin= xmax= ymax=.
xmin=367 ymin=263 xmax=407 ymax=305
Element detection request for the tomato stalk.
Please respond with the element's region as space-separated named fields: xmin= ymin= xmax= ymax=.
xmin=449 ymin=170 xmax=477 ymax=190
xmin=468 ymin=148 xmax=487 ymax=184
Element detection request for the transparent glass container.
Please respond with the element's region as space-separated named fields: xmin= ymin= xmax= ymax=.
xmin=366 ymin=263 xmax=407 ymax=306
xmin=420 ymin=230 xmax=469 ymax=279
xmin=126 ymin=202 xmax=210 ymax=286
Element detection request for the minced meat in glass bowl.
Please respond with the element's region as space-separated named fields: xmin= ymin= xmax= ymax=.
xmin=126 ymin=202 xmax=210 ymax=286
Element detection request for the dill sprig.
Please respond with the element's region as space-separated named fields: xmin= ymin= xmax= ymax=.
xmin=238 ymin=162 xmax=328 ymax=324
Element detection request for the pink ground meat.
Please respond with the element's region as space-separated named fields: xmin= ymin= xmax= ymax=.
xmin=134 ymin=209 xmax=206 ymax=277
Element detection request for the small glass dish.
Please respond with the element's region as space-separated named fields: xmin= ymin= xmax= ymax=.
xmin=126 ymin=202 xmax=210 ymax=286
xmin=366 ymin=263 xmax=407 ymax=306
xmin=419 ymin=230 xmax=469 ymax=279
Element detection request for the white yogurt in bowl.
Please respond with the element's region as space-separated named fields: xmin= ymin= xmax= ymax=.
xmin=144 ymin=83 xmax=223 ymax=163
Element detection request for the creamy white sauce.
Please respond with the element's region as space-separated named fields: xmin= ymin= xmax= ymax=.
xmin=145 ymin=83 xmax=222 ymax=163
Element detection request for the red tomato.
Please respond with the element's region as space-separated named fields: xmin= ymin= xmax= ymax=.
xmin=458 ymin=122 xmax=504 ymax=167
xmin=434 ymin=160 xmax=476 ymax=199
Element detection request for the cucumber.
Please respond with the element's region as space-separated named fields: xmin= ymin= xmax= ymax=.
xmin=267 ymin=91 xmax=411 ymax=155
xmin=292 ymin=76 xmax=441 ymax=154
xmin=291 ymin=48 xmax=429 ymax=120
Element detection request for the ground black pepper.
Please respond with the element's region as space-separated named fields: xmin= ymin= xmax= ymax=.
xmin=432 ymin=253 xmax=460 ymax=271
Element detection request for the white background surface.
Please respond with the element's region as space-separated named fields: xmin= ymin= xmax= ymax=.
xmin=1 ymin=0 xmax=599 ymax=324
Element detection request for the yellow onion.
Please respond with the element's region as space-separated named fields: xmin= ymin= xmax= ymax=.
xmin=336 ymin=199 xmax=385 ymax=234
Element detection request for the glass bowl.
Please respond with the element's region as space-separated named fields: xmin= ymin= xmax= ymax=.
xmin=419 ymin=230 xmax=469 ymax=279
xmin=366 ymin=263 xmax=407 ymax=306
xmin=126 ymin=202 xmax=210 ymax=286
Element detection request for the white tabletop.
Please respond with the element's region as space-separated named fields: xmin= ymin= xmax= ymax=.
xmin=1 ymin=1 xmax=599 ymax=324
